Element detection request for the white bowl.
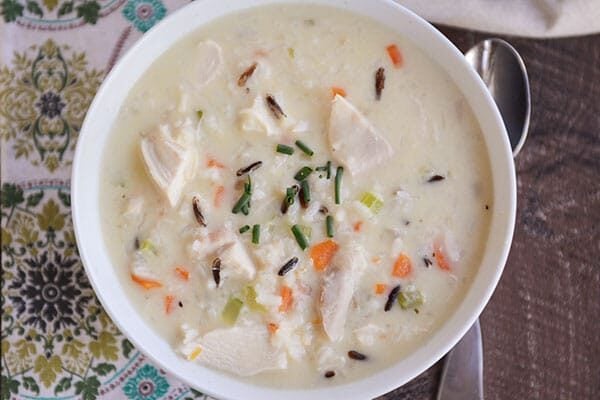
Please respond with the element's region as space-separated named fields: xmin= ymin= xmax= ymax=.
xmin=72 ymin=0 xmax=516 ymax=398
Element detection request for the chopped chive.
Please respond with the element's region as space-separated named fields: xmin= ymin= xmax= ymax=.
xmin=335 ymin=166 xmax=343 ymax=204
xmin=299 ymin=180 xmax=311 ymax=208
xmin=276 ymin=144 xmax=295 ymax=155
xmin=295 ymin=140 xmax=314 ymax=156
xmin=244 ymin=176 xmax=252 ymax=194
xmin=291 ymin=224 xmax=309 ymax=250
xmin=294 ymin=166 xmax=313 ymax=181
xmin=288 ymin=47 xmax=295 ymax=59
xmin=232 ymin=192 xmax=251 ymax=214
xmin=239 ymin=225 xmax=250 ymax=234
xmin=326 ymin=215 xmax=334 ymax=238
xmin=241 ymin=203 xmax=249 ymax=215
xmin=278 ymin=257 xmax=299 ymax=276
xmin=252 ymin=224 xmax=260 ymax=244
xmin=326 ymin=161 xmax=331 ymax=179
xmin=281 ymin=185 xmax=299 ymax=214
xmin=196 ymin=110 xmax=203 ymax=119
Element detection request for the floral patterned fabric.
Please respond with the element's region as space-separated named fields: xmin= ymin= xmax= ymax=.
xmin=0 ymin=1 xmax=216 ymax=398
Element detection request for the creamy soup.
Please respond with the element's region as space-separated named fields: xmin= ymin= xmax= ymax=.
xmin=100 ymin=4 xmax=493 ymax=388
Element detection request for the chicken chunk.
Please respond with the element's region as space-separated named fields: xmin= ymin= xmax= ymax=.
xmin=328 ymin=95 xmax=394 ymax=176
xmin=238 ymin=95 xmax=281 ymax=136
xmin=140 ymin=127 xmax=196 ymax=207
xmin=188 ymin=228 xmax=256 ymax=281
xmin=217 ymin=240 xmax=256 ymax=280
xmin=320 ymin=242 xmax=367 ymax=341
xmin=179 ymin=324 xmax=287 ymax=376
xmin=195 ymin=40 xmax=223 ymax=87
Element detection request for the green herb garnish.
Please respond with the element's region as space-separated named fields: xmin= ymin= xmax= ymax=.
xmin=232 ymin=192 xmax=251 ymax=214
xmin=239 ymin=225 xmax=250 ymax=234
xmin=276 ymin=144 xmax=295 ymax=155
xmin=196 ymin=110 xmax=204 ymax=119
xmin=291 ymin=224 xmax=309 ymax=250
xmin=294 ymin=166 xmax=313 ymax=181
xmin=326 ymin=215 xmax=334 ymax=238
xmin=300 ymin=180 xmax=311 ymax=207
xmin=335 ymin=166 xmax=344 ymax=204
xmin=295 ymin=140 xmax=314 ymax=156
xmin=252 ymin=224 xmax=260 ymax=244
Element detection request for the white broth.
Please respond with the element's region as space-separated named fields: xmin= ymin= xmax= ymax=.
xmin=100 ymin=4 xmax=493 ymax=388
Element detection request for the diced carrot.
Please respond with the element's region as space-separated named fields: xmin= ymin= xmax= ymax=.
xmin=206 ymin=158 xmax=225 ymax=169
xmin=392 ymin=253 xmax=412 ymax=278
xmin=309 ymin=240 xmax=339 ymax=271
xmin=214 ymin=185 xmax=225 ymax=208
xmin=434 ymin=241 xmax=451 ymax=271
xmin=279 ymin=285 xmax=293 ymax=313
xmin=353 ymin=221 xmax=363 ymax=232
xmin=386 ymin=44 xmax=403 ymax=68
xmin=164 ymin=295 xmax=175 ymax=314
xmin=331 ymin=86 xmax=347 ymax=98
xmin=267 ymin=323 xmax=279 ymax=335
xmin=175 ymin=266 xmax=190 ymax=281
xmin=375 ymin=283 xmax=386 ymax=294
xmin=131 ymin=274 xmax=162 ymax=289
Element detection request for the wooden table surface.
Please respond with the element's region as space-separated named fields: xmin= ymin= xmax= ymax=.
xmin=380 ymin=28 xmax=600 ymax=400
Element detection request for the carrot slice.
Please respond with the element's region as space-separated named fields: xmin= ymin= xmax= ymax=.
xmin=353 ymin=221 xmax=363 ymax=232
xmin=386 ymin=44 xmax=403 ymax=68
xmin=214 ymin=185 xmax=225 ymax=208
xmin=175 ymin=266 xmax=190 ymax=281
xmin=207 ymin=158 xmax=225 ymax=168
xmin=267 ymin=323 xmax=279 ymax=335
xmin=331 ymin=86 xmax=347 ymax=98
xmin=164 ymin=295 xmax=175 ymax=314
xmin=309 ymin=240 xmax=339 ymax=271
xmin=392 ymin=253 xmax=412 ymax=278
xmin=434 ymin=241 xmax=451 ymax=271
xmin=375 ymin=283 xmax=386 ymax=294
xmin=279 ymin=285 xmax=293 ymax=313
xmin=131 ymin=274 xmax=162 ymax=289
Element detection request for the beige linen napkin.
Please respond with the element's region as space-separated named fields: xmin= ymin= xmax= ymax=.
xmin=397 ymin=0 xmax=600 ymax=37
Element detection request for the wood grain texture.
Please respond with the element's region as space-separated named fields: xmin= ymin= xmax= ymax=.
xmin=378 ymin=29 xmax=600 ymax=400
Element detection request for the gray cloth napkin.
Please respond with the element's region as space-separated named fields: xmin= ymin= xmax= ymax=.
xmin=397 ymin=0 xmax=600 ymax=37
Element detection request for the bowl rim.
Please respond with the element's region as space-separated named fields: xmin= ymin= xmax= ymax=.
xmin=71 ymin=0 xmax=516 ymax=399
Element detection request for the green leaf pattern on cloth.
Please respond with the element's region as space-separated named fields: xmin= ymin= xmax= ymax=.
xmin=0 ymin=40 xmax=103 ymax=172
xmin=1 ymin=2 xmax=216 ymax=398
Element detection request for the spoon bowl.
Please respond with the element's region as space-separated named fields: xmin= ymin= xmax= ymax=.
xmin=465 ymin=38 xmax=531 ymax=155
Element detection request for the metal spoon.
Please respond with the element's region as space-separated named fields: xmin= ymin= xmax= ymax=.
xmin=437 ymin=39 xmax=531 ymax=400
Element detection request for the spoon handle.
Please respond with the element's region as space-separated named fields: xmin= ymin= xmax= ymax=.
xmin=436 ymin=319 xmax=484 ymax=400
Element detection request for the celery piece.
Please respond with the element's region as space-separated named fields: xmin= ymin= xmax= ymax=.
xmin=360 ymin=192 xmax=384 ymax=214
xmin=222 ymin=297 xmax=243 ymax=325
xmin=139 ymin=239 xmax=157 ymax=255
xmin=242 ymin=286 xmax=267 ymax=313
xmin=398 ymin=288 xmax=424 ymax=310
